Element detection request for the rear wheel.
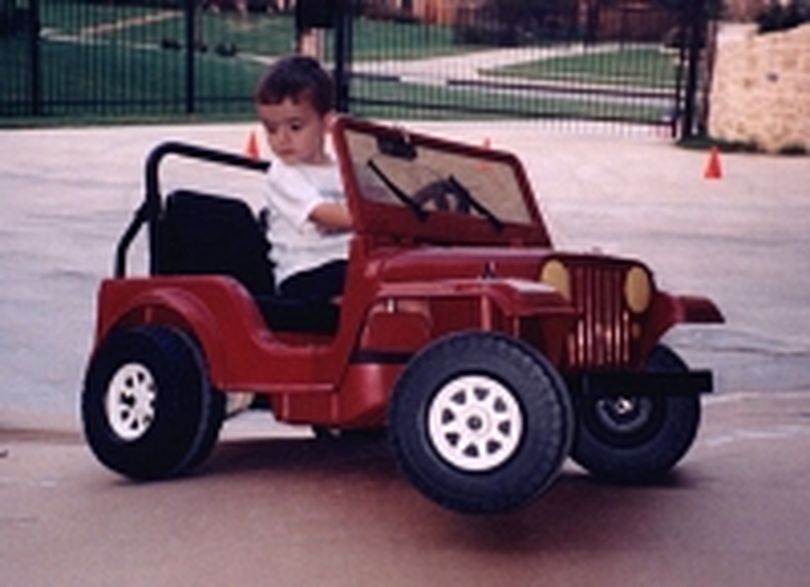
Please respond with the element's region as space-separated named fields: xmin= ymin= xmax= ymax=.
xmin=572 ymin=344 xmax=701 ymax=482
xmin=389 ymin=332 xmax=573 ymax=514
xmin=82 ymin=326 xmax=224 ymax=480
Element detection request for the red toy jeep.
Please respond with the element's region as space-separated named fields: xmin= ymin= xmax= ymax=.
xmin=82 ymin=117 xmax=723 ymax=514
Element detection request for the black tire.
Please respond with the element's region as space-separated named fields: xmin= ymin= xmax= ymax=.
xmin=82 ymin=326 xmax=223 ymax=480
xmin=187 ymin=383 xmax=226 ymax=470
xmin=572 ymin=344 xmax=701 ymax=483
xmin=389 ymin=332 xmax=573 ymax=514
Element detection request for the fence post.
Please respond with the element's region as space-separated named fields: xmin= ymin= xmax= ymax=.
xmin=333 ymin=0 xmax=352 ymax=113
xmin=681 ymin=0 xmax=706 ymax=139
xmin=184 ymin=0 xmax=196 ymax=114
xmin=29 ymin=0 xmax=41 ymax=115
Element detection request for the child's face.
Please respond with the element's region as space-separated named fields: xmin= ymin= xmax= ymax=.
xmin=257 ymin=97 xmax=330 ymax=166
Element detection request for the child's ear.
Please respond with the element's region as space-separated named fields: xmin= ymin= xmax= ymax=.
xmin=324 ymin=110 xmax=338 ymax=130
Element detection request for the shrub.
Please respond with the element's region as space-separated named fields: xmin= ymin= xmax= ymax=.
xmin=756 ymin=1 xmax=810 ymax=34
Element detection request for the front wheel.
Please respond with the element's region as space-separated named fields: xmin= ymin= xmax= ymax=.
xmin=389 ymin=332 xmax=573 ymax=514
xmin=572 ymin=344 xmax=701 ymax=483
xmin=82 ymin=326 xmax=224 ymax=480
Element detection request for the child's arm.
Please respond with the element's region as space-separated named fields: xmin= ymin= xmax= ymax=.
xmin=310 ymin=202 xmax=352 ymax=230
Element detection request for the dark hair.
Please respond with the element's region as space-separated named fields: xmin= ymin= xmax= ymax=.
xmin=254 ymin=55 xmax=334 ymax=115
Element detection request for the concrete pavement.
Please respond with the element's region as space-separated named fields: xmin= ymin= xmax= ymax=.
xmin=3 ymin=390 xmax=810 ymax=586
xmin=2 ymin=119 xmax=810 ymax=586
xmin=1 ymin=120 xmax=808 ymax=422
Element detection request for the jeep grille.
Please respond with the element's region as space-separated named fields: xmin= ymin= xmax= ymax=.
xmin=563 ymin=262 xmax=634 ymax=370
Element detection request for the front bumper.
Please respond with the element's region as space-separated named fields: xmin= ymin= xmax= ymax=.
xmin=566 ymin=370 xmax=714 ymax=397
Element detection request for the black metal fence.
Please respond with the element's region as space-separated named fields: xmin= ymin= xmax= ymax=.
xmin=1 ymin=0 xmax=295 ymax=119
xmin=0 ymin=0 xmax=713 ymax=136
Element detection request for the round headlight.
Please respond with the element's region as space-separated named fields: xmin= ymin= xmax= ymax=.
xmin=624 ymin=267 xmax=652 ymax=313
xmin=540 ymin=260 xmax=571 ymax=300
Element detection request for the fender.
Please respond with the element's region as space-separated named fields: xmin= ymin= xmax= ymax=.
xmin=642 ymin=291 xmax=724 ymax=357
xmin=95 ymin=277 xmax=266 ymax=390
xmin=673 ymin=294 xmax=725 ymax=324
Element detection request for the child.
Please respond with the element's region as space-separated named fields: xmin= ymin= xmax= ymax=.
xmin=254 ymin=55 xmax=352 ymax=302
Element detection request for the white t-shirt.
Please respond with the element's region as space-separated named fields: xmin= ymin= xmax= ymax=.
xmin=263 ymin=157 xmax=350 ymax=285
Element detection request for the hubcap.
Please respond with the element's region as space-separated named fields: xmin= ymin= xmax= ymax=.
xmin=581 ymin=393 xmax=666 ymax=449
xmin=105 ymin=363 xmax=157 ymax=441
xmin=596 ymin=396 xmax=652 ymax=435
xmin=427 ymin=375 xmax=523 ymax=472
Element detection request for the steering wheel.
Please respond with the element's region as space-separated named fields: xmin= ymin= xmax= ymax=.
xmin=412 ymin=180 xmax=471 ymax=214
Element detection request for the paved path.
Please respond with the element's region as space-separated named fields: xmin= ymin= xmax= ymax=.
xmin=351 ymin=44 xmax=621 ymax=83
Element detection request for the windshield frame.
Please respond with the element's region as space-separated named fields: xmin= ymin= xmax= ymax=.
xmin=332 ymin=116 xmax=552 ymax=247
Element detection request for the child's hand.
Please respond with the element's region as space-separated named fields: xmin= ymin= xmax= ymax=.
xmin=310 ymin=202 xmax=352 ymax=231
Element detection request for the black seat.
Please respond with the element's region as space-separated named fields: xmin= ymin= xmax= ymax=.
xmin=156 ymin=190 xmax=339 ymax=335
xmin=257 ymin=295 xmax=340 ymax=334
xmin=156 ymin=190 xmax=275 ymax=295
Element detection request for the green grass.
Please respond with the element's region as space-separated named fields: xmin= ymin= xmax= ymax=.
xmin=1 ymin=37 xmax=263 ymax=118
xmin=483 ymin=46 xmax=680 ymax=89
xmin=40 ymin=3 xmax=296 ymax=55
xmin=0 ymin=36 xmax=33 ymax=113
xmin=38 ymin=3 xmax=467 ymax=61
xmin=1 ymin=4 xmax=478 ymax=122
xmin=336 ymin=17 xmax=472 ymax=61
xmin=350 ymin=78 xmax=670 ymax=123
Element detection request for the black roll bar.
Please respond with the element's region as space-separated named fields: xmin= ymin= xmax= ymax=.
xmin=115 ymin=141 xmax=270 ymax=277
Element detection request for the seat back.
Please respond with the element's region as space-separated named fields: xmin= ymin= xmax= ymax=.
xmin=156 ymin=190 xmax=341 ymax=335
xmin=155 ymin=190 xmax=275 ymax=295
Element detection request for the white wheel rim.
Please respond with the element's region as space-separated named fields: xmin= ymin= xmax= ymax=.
xmin=427 ymin=375 xmax=524 ymax=472
xmin=105 ymin=363 xmax=157 ymax=441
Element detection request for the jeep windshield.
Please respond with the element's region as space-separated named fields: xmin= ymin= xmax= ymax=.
xmin=332 ymin=117 xmax=551 ymax=247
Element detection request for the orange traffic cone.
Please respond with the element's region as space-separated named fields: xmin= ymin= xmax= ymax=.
xmin=704 ymin=146 xmax=722 ymax=179
xmin=244 ymin=130 xmax=260 ymax=160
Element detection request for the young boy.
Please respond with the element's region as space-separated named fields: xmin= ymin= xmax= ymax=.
xmin=254 ymin=55 xmax=352 ymax=302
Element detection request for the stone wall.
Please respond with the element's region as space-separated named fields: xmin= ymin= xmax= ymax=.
xmin=708 ymin=23 xmax=810 ymax=153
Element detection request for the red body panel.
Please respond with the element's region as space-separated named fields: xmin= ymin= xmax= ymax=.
xmin=94 ymin=243 xmax=583 ymax=425
xmin=95 ymin=276 xmax=348 ymax=393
